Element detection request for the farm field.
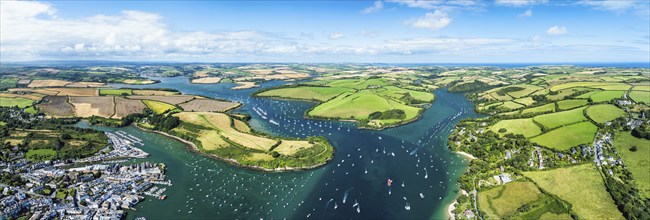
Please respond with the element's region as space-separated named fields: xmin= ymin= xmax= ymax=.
xmin=530 ymin=121 xmax=597 ymax=150
xmin=557 ymin=99 xmax=588 ymax=110
xmin=614 ymin=132 xmax=650 ymax=198
xmin=256 ymin=86 xmax=350 ymax=102
xmin=545 ymin=88 xmax=595 ymax=101
xmin=0 ymin=97 xmax=33 ymax=108
xmin=629 ymin=91 xmax=649 ymax=104
xmin=589 ymin=90 xmax=626 ymax=103
xmin=27 ymin=79 xmax=71 ymax=88
xmin=532 ymin=106 xmax=587 ymax=129
xmin=65 ymin=82 xmax=106 ymax=88
xmin=113 ymin=97 xmax=146 ymax=118
xmin=308 ymin=91 xmax=420 ymax=122
xmin=233 ymin=119 xmax=251 ymax=133
xmin=100 ymin=89 xmax=132 ymax=96
xmin=9 ymin=88 xmax=60 ymax=96
xmin=191 ymin=77 xmax=222 ymax=84
xmin=0 ymin=78 xmax=18 ymax=89
xmin=50 ymin=88 xmax=98 ymax=96
xmin=178 ymin=99 xmax=240 ymax=112
xmin=274 ymin=140 xmax=314 ymax=155
xmin=69 ymin=96 xmax=115 ymax=118
xmin=0 ymin=93 xmax=44 ymax=101
xmin=128 ymin=95 xmax=195 ymax=104
xmin=524 ymin=164 xmax=623 ymax=220
xmin=490 ymin=118 xmax=541 ymax=137
xmin=170 ymin=111 xmax=333 ymax=170
xmin=132 ymin=90 xmax=180 ymax=96
xmin=143 ymin=100 xmax=177 ymax=114
xmin=232 ymin=81 xmax=258 ymax=90
xmin=477 ymin=181 xmax=543 ymax=219
xmin=36 ymin=96 xmax=75 ymax=117
xmin=520 ymin=103 xmax=556 ymax=115
xmin=122 ymin=79 xmax=156 ymax=84
xmin=586 ymin=104 xmax=626 ymax=124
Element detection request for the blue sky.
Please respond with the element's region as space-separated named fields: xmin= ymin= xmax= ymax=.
xmin=1 ymin=0 xmax=648 ymax=63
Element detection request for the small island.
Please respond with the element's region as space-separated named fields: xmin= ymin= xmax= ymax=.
xmin=255 ymin=77 xmax=436 ymax=129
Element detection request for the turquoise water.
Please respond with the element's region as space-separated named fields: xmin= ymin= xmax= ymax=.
xmin=85 ymin=77 xmax=481 ymax=219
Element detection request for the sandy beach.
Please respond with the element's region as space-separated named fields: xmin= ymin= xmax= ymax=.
xmin=455 ymin=151 xmax=476 ymax=160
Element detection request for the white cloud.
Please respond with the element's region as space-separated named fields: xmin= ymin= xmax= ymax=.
xmin=495 ymin=0 xmax=547 ymax=7
xmin=518 ymin=9 xmax=533 ymax=17
xmin=362 ymin=0 xmax=384 ymax=14
xmin=328 ymin=32 xmax=344 ymax=40
xmin=577 ymin=0 xmax=636 ymax=11
xmin=1 ymin=1 xmax=647 ymax=63
xmin=407 ymin=10 xmax=452 ymax=31
xmin=546 ymin=26 xmax=567 ymax=35
xmin=386 ymin=0 xmax=441 ymax=9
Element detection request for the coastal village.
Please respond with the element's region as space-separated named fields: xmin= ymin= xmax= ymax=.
xmin=0 ymin=129 xmax=170 ymax=219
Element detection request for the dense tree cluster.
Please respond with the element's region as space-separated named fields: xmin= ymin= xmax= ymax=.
xmin=448 ymin=80 xmax=495 ymax=93
xmin=368 ymin=109 xmax=406 ymax=120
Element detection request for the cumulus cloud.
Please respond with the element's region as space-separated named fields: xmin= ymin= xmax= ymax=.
xmin=407 ymin=10 xmax=452 ymax=31
xmin=1 ymin=1 xmax=647 ymax=62
xmin=495 ymin=0 xmax=547 ymax=7
xmin=518 ymin=9 xmax=533 ymax=17
xmin=362 ymin=0 xmax=384 ymax=14
xmin=546 ymin=26 xmax=567 ymax=35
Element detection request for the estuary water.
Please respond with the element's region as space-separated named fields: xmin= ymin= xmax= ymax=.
xmin=86 ymin=76 xmax=480 ymax=219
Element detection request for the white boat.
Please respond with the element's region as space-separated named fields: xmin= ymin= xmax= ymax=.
xmin=420 ymin=193 xmax=424 ymax=199
xmin=334 ymin=202 xmax=338 ymax=209
xmin=352 ymin=200 xmax=359 ymax=207
xmin=405 ymin=202 xmax=411 ymax=211
xmin=357 ymin=206 xmax=360 ymax=213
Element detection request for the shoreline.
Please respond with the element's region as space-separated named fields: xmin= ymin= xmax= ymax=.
xmin=455 ymin=151 xmax=476 ymax=160
xmin=447 ymin=200 xmax=458 ymax=220
xmin=132 ymin=124 xmax=332 ymax=172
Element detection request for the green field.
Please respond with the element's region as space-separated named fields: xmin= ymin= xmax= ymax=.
xmin=258 ymin=78 xmax=432 ymax=129
xmin=308 ymin=91 xmax=420 ymax=122
xmin=557 ymin=99 xmax=588 ymax=110
xmin=372 ymin=86 xmax=435 ymax=103
xmin=99 ymin=88 xmax=133 ymax=96
xmin=478 ymin=181 xmax=543 ymax=219
xmin=26 ymin=149 xmax=57 ymax=161
xmin=490 ymin=118 xmax=542 ymax=137
xmin=256 ymin=86 xmax=349 ymax=101
xmin=520 ymin=103 xmax=556 ymax=115
xmin=0 ymin=97 xmax=34 ymax=108
xmin=513 ymin=97 xmax=535 ymax=106
xmin=586 ymin=104 xmax=626 ymax=124
xmin=629 ymin=91 xmax=649 ymax=104
xmin=589 ymin=90 xmax=626 ymax=103
xmin=524 ymin=164 xmax=624 ymax=220
xmin=0 ymin=78 xmax=18 ymax=89
xmin=533 ymin=107 xmax=587 ymax=129
xmin=501 ymin=101 xmax=525 ymax=110
xmin=614 ymin=132 xmax=650 ymax=198
xmin=530 ymin=121 xmax=597 ymax=150
xmin=143 ymin=100 xmax=177 ymax=114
